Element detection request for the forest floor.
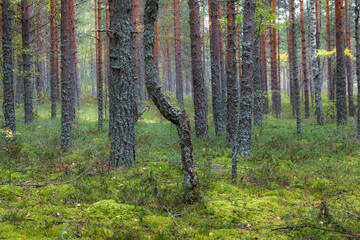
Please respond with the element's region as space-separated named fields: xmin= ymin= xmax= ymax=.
xmin=0 ymin=96 xmax=360 ymax=239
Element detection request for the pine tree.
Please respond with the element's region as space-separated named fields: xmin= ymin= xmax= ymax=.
xmin=189 ymin=0 xmax=209 ymax=138
xmin=233 ymin=0 xmax=255 ymax=183
xmin=335 ymin=0 xmax=348 ymax=125
xmin=109 ymin=0 xmax=136 ymax=166
xmin=2 ymin=0 xmax=16 ymax=133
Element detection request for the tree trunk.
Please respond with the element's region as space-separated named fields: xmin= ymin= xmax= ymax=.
xmin=335 ymin=0 xmax=348 ymax=125
xmin=209 ymin=0 xmax=225 ymax=136
xmin=270 ymin=0 xmax=281 ymax=118
xmin=290 ymin=0 xmax=302 ymax=136
xmin=36 ymin=2 xmax=44 ymax=104
xmin=355 ymin=0 xmax=360 ymax=137
xmin=189 ymin=0 xmax=209 ymax=138
xmin=50 ymin=0 xmax=58 ymax=119
xmin=310 ymin=0 xmax=324 ymax=125
xmin=300 ymin=0 xmax=310 ymax=119
xmin=253 ymin=38 xmax=262 ymax=127
xmin=233 ymin=0 xmax=255 ymax=183
xmin=345 ymin=0 xmax=355 ymax=117
xmin=174 ymin=0 xmax=184 ymax=108
xmin=260 ymin=21 xmax=268 ymax=114
xmin=109 ymin=0 xmax=136 ymax=166
xmin=2 ymin=0 xmax=16 ymax=133
xmin=162 ymin=38 xmax=167 ymax=91
xmin=202 ymin=6 xmax=207 ymax=84
xmin=21 ymin=0 xmax=34 ymax=124
xmin=96 ymin=0 xmax=103 ymax=130
xmin=326 ymin=0 xmax=334 ymax=118
xmin=71 ymin=0 xmax=81 ymax=111
xmin=144 ymin=0 xmax=201 ymax=202
xmin=90 ymin=0 xmax=96 ymax=98
xmin=236 ymin=7 xmax=241 ymax=92
xmin=226 ymin=0 xmax=238 ymax=143
xmin=218 ymin=2 xmax=226 ymax=112
xmin=60 ymin=0 xmax=75 ymax=149
xmin=166 ymin=28 xmax=173 ymax=95
xmin=16 ymin=6 xmax=23 ymax=106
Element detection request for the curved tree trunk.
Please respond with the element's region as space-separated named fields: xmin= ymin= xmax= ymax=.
xmin=108 ymin=0 xmax=136 ymax=166
xmin=144 ymin=0 xmax=201 ymax=203
xmin=232 ymin=0 xmax=255 ymax=183
xmin=335 ymin=0 xmax=348 ymax=125
xmin=2 ymin=0 xmax=16 ymax=133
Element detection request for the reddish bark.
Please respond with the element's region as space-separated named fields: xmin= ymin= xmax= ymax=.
xmin=236 ymin=6 xmax=241 ymax=91
xmin=345 ymin=0 xmax=355 ymax=116
xmin=335 ymin=0 xmax=348 ymax=124
xmin=218 ymin=2 xmax=226 ymax=107
xmin=270 ymin=0 xmax=281 ymax=118
xmin=154 ymin=20 xmax=159 ymax=76
xmin=50 ymin=0 xmax=58 ymax=118
xmin=166 ymin=28 xmax=173 ymax=95
xmin=226 ymin=0 xmax=238 ymax=143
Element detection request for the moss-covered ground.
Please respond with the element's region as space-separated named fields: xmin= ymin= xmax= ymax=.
xmin=1 ymin=96 xmax=360 ymax=239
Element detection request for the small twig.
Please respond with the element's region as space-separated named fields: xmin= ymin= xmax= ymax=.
xmin=345 ymin=211 xmax=360 ymax=219
xmin=272 ymin=224 xmax=359 ymax=237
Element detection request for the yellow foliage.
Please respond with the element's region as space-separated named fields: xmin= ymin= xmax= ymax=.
xmin=317 ymin=48 xmax=354 ymax=60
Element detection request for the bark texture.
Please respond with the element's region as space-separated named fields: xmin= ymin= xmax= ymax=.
xmin=300 ymin=0 xmax=310 ymax=119
xmin=355 ymin=0 xmax=360 ymax=137
xmin=2 ymin=0 xmax=16 ymax=133
xmin=310 ymin=0 xmax=324 ymax=125
xmin=174 ymin=0 xmax=184 ymax=108
xmin=50 ymin=0 xmax=58 ymax=119
xmin=96 ymin=0 xmax=103 ymax=130
xmin=209 ymin=0 xmax=225 ymax=136
xmin=144 ymin=0 xmax=201 ymax=203
xmin=345 ymin=0 xmax=355 ymax=117
xmin=21 ymin=0 xmax=34 ymax=124
xmin=253 ymin=39 xmax=262 ymax=127
xmin=270 ymin=0 xmax=281 ymax=118
xmin=233 ymin=0 xmax=255 ymax=183
xmin=290 ymin=0 xmax=302 ymax=136
xmin=189 ymin=0 xmax=209 ymax=138
xmin=109 ymin=0 xmax=136 ymax=166
xmin=326 ymin=0 xmax=334 ymax=113
xmin=335 ymin=0 xmax=348 ymax=125
xmin=60 ymin=0 xmax=74 ymax=149
xmin=226 ymin=0 xmax=238 ymax=144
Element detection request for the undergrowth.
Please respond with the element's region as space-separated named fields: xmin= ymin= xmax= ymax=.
xmin=0 ymin=96 xmax=359 ymax=239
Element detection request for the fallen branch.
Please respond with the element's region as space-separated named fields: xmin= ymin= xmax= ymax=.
xmin=272 ymin=224 xmax=359 ymax=237
xmin=345 ymin=210 xmax=360 ymax=219
xmin=0 ymin=165 xmax=92 ymax=187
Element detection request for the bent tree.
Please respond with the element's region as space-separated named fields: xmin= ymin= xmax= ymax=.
xmin=144 ymin=0 xmax=201 ymax=203
xmin=108 ymin=0 xmax=136 ymax=166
